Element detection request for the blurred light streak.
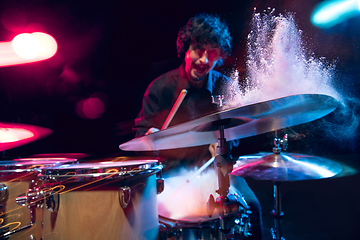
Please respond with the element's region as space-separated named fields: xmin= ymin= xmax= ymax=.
xmin=0 ymin=128 xmax=34 ymax=143
xmin=0 ymin=123 xmax=52 ymax=151
xmin=59 ymin=169 xmax=119 ymax=194
xmin=0 ymin=221 xmax=21 ymax=237
xmin=0 ymin=32 xmax=57 ymax=67
xmin=311 ymin=0 xmax=360 ymax=28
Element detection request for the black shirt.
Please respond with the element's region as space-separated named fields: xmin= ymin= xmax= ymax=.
xmin=134 ymin=63 xmax=233 ymax=137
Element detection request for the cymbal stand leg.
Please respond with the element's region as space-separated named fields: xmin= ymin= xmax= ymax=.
xmin=271 ymin=182 xmax=285 ymax=240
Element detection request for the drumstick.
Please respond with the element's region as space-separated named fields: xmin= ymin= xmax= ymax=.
xmin=161 ymin=89 xmax=187 ymax=130
xmin=186 ymin=156 xmax=215 ymax=183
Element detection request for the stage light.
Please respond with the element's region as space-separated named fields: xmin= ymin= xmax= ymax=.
xmin=12 ymin=33 xmax=41 ymax=59
xmin=311 ymin=0 xmax=360 ymax=28
xmin=29 ymin=32 xmax=58 ymax=59
xmin=0 ymin=32 xmax=58 ymax=67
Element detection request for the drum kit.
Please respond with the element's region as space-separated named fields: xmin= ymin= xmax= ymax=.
xmin=0 ymin=93 xmax=344 ymax=240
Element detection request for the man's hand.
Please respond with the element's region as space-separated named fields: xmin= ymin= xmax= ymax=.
xmin=209 ymin=143 xmax=218 ymax=157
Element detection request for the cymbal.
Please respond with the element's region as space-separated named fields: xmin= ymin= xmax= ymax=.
xmin=231 ymin=152 xmax=343 ymax=181
xmin=119 ymin=94 xmax=339 ymax=151
xmin=0 ymin=123 xmax=52 ymax=151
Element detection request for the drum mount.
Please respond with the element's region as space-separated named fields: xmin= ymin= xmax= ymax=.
xmin=0 ymin=180 xmax=56 ymax=238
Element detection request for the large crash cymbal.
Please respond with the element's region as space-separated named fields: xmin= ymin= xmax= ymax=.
xmin=231 ymin=152 xmax=343 ymax=181
xmin=0 ymin=123 xmax=52 ymax=151
xmin=120 ymin=94 xmax=339 ymax=151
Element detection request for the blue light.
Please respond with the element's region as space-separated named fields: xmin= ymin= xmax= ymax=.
xmin=311 ymin=0 xmax=360 ymax=28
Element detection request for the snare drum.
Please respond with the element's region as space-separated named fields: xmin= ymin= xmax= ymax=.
xmin=158 ymin=169 xmax=251 ymax=240
xmin=158 ymin=169 xmax=220 ymax=240
xmin=0 ymin=159 xmax=75 ymax=239
xmin=39 ymin=159 xmax=162 ymax=240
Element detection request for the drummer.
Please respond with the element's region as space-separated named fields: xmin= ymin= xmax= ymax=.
xmin=133 ymin=13 xmax=263 ymax=240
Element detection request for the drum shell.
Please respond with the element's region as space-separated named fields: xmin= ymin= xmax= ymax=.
xmin=41 ymin=172 xmax=159 ymax=240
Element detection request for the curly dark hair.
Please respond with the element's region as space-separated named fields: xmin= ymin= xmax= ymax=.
xmin=176 ymin=13 xmax=232 ymax=66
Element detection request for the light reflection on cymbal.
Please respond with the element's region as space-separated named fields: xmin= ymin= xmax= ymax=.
xmin=231 ymin=152 xmax=343 ymax=181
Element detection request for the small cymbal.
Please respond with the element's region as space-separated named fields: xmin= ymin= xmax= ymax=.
xmin=120 ymin=94 xmax=339 ymax=151
xmin=0 ymin=123 xmax=52 ymax=151
xmin=231 ymin=152 xmax=343 ymax=181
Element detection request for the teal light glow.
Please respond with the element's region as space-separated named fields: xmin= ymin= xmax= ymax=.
xmin=311 ymin=0 xmax=360 ymax=28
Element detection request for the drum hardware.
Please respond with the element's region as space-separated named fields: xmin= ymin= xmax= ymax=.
xmin=206 ymin=116 xmax=252 ymax=239
xmin=273 ymin=133 xmax=288 ymax=154
xmin=15 ymin=180 xmax=61 ymax=220
xmin=3 ymin=179 xmax=43 ymax=238
xmin=271 ymin=134 xmax=289 ymax=240
xmin=156 ymin=177 xmax=164 ymax=194
xmin=119 ymin=175 xmax=164 ymax=208
xmin=0 ymin=160 xmax=73 ymax=239
xmin=211 ymin=94 xmax=225 ymax=109
xmin=155 ymin=169 xmax=165 ymax=194
xmin=270 ymin=133 xmax=287 ymax=240
xmin=270 ymin=182 xmax=285 ymax=240
xmin=0 ymin=183 xmax=9 ymax=202
xmin=118 ymin=186 xmax=131 ymax=208
xmin=28 ymin=234 xmax=36 ymax=240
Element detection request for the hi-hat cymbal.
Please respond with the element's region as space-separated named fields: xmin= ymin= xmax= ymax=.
xmin=119 ymin=94 xmax=339 ymax=151
xmin=231 ymin=152 xmax=343 ymax=181
xmin=0 ymin=123 xmax=52 ymax=151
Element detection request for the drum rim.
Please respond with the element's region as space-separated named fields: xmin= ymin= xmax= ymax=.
xmin=39 ymin=161 xmax=163 ymax=181
xmin=0 ymin=160 xmax=70 ymax=173
xmin=159 ymin=214 xmax=219 ymax=227
xmin=40 ymin=159 xmax=159 ymax=170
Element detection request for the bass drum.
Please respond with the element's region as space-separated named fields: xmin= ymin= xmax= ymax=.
xmin=158 ymin=169 xmax=251 ymax=240
xmin=0 ymin=158 xmax=77 ymax=240
xmin=39 ymin=159 xmax=162 ymax=240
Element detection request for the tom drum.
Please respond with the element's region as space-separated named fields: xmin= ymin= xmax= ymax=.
xmin=38 ymin=159 xmax=162 ymax=240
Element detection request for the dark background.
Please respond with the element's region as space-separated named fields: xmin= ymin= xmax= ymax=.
xmin=0 ymin=0 xmax=359 ymax=239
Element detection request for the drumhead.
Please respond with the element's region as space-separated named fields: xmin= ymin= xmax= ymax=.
xmin=158 ymin=168 xmax=220 ymax=222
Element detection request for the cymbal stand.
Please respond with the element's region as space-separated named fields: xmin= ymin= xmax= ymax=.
xmin=270 ymin=133 xmax=288 ymax=240
xmin=207 ymin=95 xmax=251 ymax=239
xmin=271 ymin=181 xmax=285 ymax=240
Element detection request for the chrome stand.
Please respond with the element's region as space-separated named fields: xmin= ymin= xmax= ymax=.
xmin=270 ymin=133 xmax=287 ymax=240
xmin=207 ymin=96 xmax=251 ymax=239
xmin=270 ymin=182 xmax=285 ymax=240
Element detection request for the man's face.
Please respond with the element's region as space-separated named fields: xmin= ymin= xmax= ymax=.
xmin=184 ymin=44 xmax=221 ymax=88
